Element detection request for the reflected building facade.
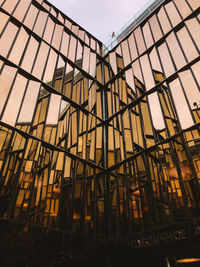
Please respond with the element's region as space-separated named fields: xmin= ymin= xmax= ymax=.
xmin=0 ymin=0 xmax=200 ymax=266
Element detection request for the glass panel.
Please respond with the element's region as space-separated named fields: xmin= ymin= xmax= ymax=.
xmin=0 ymin=22 xmax=18 ymax=57
xmin=82 ymin=46 xmax=90 ymax=72
xmin=185 ymin=18 xmax=200 ymax=51
xmin=149 ymin=47 xmax=162 ymax=73
xmin=125 ymin=68 xmax=135 ymax=92
xmin=173 ymin=0 xmax=191 ymax=19
xmin=179 ymin=70 xmax=200 ymax=109
xmin=89 ymin=52 xmax=96 ymax=77
xmin=78 ymin=30 xmax=85 ymax=41
xmin=85 ymin=34 xmax=89 ymax=45
xmin=191 ymin=61 xmax=200 ymax=86
xmin=157 ymin=6 xmax=171 ymax=35
xmin=9 ymin=27 xmax=29 ymax=65
xmin=0 ymin=11 xmax=9 ymax=35
xmin=96 ymin=42 xmax=101 ymax=55
xmin=50 ymin=6 xmax=57 ymax=17
xmin=121 ymin=39 xmax=131 ymax=67
xmin=2 ymin=74 xmax=27 ymax=126
xmin=0 ymin=65 xmax=17 ymax=115
xmin=43 ymin=49 xmax=58 ymax=84
xmin=91 ymin=38 xmax=96 ymax=50
xmin=58 ymin=13 xmax=64 ymax=24
xmin=149 ymin=14 xmax=163 ymax=42
xmin=23 ymin=4 xmax=38 ymax=30
xmin=158 ymin=42 xmax=175 ymax=77
xmin=187 ymin=0 xmax=200 ymax=10
xmin=76 ymin=40 xmax=83 ymax=62
xmin=52 ymin=24 xmax=64 ymax=50
xmin=43 ymin=17 xmax=55 ymax=44
xmin=60 ymin=31 xmax=69 ymax=57
xmin=33 ymin=10 xmax=48 ymax=37
xmin=21 ymin=36 xmax=39 ymax=73
xmin=109 ymin=52 xmax=117 ymax=75
xmin=18 ymin=81 xmax=40 ymax=123
xmin=42 ymin=2 xmax=50 ymax=11
xmin=132 ymin=60 xmax=143 ymax=83
xmin=68 ymin=36 xmax=77 ymax=62
xmin=46 ymin=94 xmax=61 ymax=125
xmin=140 ymin=54 xmax=155 ymax=91
xmin=128 ymin=34 xmax=138 ymax=61
xmin=134 ymin=27 xmax=146 ymax=55
xmin=166 ymin=32 xmax=186 ymax=70
xmin=165 ymin=2 xmax=181 ymax=27
xmin=71 ymin=25 xmax=79 ymax=35
xmin=170 ymin=79 xmax=194 ymax=129
xmin=142 ymin=22 xmax=154 ymax=48
xmin=54 ymin=56 xmax=65 ymax=93
xmin=32 ymin=42 xmax=49 ymax=79
xmin=65 ymin=19 xmax=72 ymax=30
xmin=2 ymin=0 xmax=19 ymax=14
xmin=148 ymin=92 xmax=165 ymax=130
xmin=13 ymin=0 xmax=31 ymax=22
xmin=177 ymin=27 xmax=198 ymax=62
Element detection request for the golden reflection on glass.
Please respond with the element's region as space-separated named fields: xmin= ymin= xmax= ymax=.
xmin=0 ymin=0 xmax=200 ymax=250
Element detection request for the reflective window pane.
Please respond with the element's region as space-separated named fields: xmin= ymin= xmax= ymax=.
xmin=173 ymin=0 xmax=192 ymax=19
xmin=21 ymin=36 xmax=39 ymax=73
xmin=46 ymin=94 xmax=61 ymax=125
xmin=0 ymin=22 xmax=18 ymax=57
xmin=2 ymin=74 xmax=27 ymax=126
xmin=43 ymin=17 xmax=55 ymax=44
xmin=165 ymin=2 xmax=181 ymax=27
xmin=170 ymin=79 xmax=194 ymax=129
xmin=2 ymin=0 xmax=19 ymax=14
xmin=52 ymin=24 xmax=64 ymax=50
xmin=158 ymin=42 xmax=175 ymax=77
xmin=13 ymin=0 xmax=31 ymax=22
xmin=121 ymin=39 xmax=131 ymax=66
xmin=157 ymin=6 xmax=171 ymax=35
xmin=0 ymin=65 xmax=17 ymax=115
xmin=149 ymin=14 xmax=162 ymax=42
xmin=23 ymin=4 xmax=38 ymax=30
xmin=0 ymin=11 xmax=9 ymax=35
xmin=9 ymin=27 xmax=29 ymax=65
xmin=166 ymin=32 xmax=186 ymax=70
xmin=177 ymin=27 xmax=198 ymax=62
xmin=185 ymin=18 xmax=200 ymax=50
xmin=134 ymin=27 xmax=146 ymax=55
xmin=32 ymin=42 xmax=49 ymax=79
xmin=33 ymin=10 xmax=48 ymax=37
xmin=142 ymin=22 xmax=154 ymax=48
xmin=18 ymin=81 xmax=40 ymax=123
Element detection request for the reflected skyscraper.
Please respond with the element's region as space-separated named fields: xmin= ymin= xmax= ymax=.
xmin=0 ymin=0 xmax=200 ymax=266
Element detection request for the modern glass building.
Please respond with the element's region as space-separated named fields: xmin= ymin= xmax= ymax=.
xmin=0 ymin=0 xmax=200 ymax=266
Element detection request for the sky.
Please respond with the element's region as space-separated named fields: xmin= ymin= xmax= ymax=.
xmin=48 ymin=0 xmax=152 ymax=44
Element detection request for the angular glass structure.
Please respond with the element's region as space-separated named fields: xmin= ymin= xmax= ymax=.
xmin=0 ymin=0 xmax=200 ymax=266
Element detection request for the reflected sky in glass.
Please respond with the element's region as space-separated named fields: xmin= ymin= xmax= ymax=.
xmin=48 ymin=0 xmax=152 ymax=43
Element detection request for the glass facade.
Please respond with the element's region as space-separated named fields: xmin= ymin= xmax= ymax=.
xmin=0 ymin=0 xmax=200 ymax=265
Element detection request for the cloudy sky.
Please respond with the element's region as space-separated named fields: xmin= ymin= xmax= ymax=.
xmin=48 ymin=0 xmax=152 ymax=43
